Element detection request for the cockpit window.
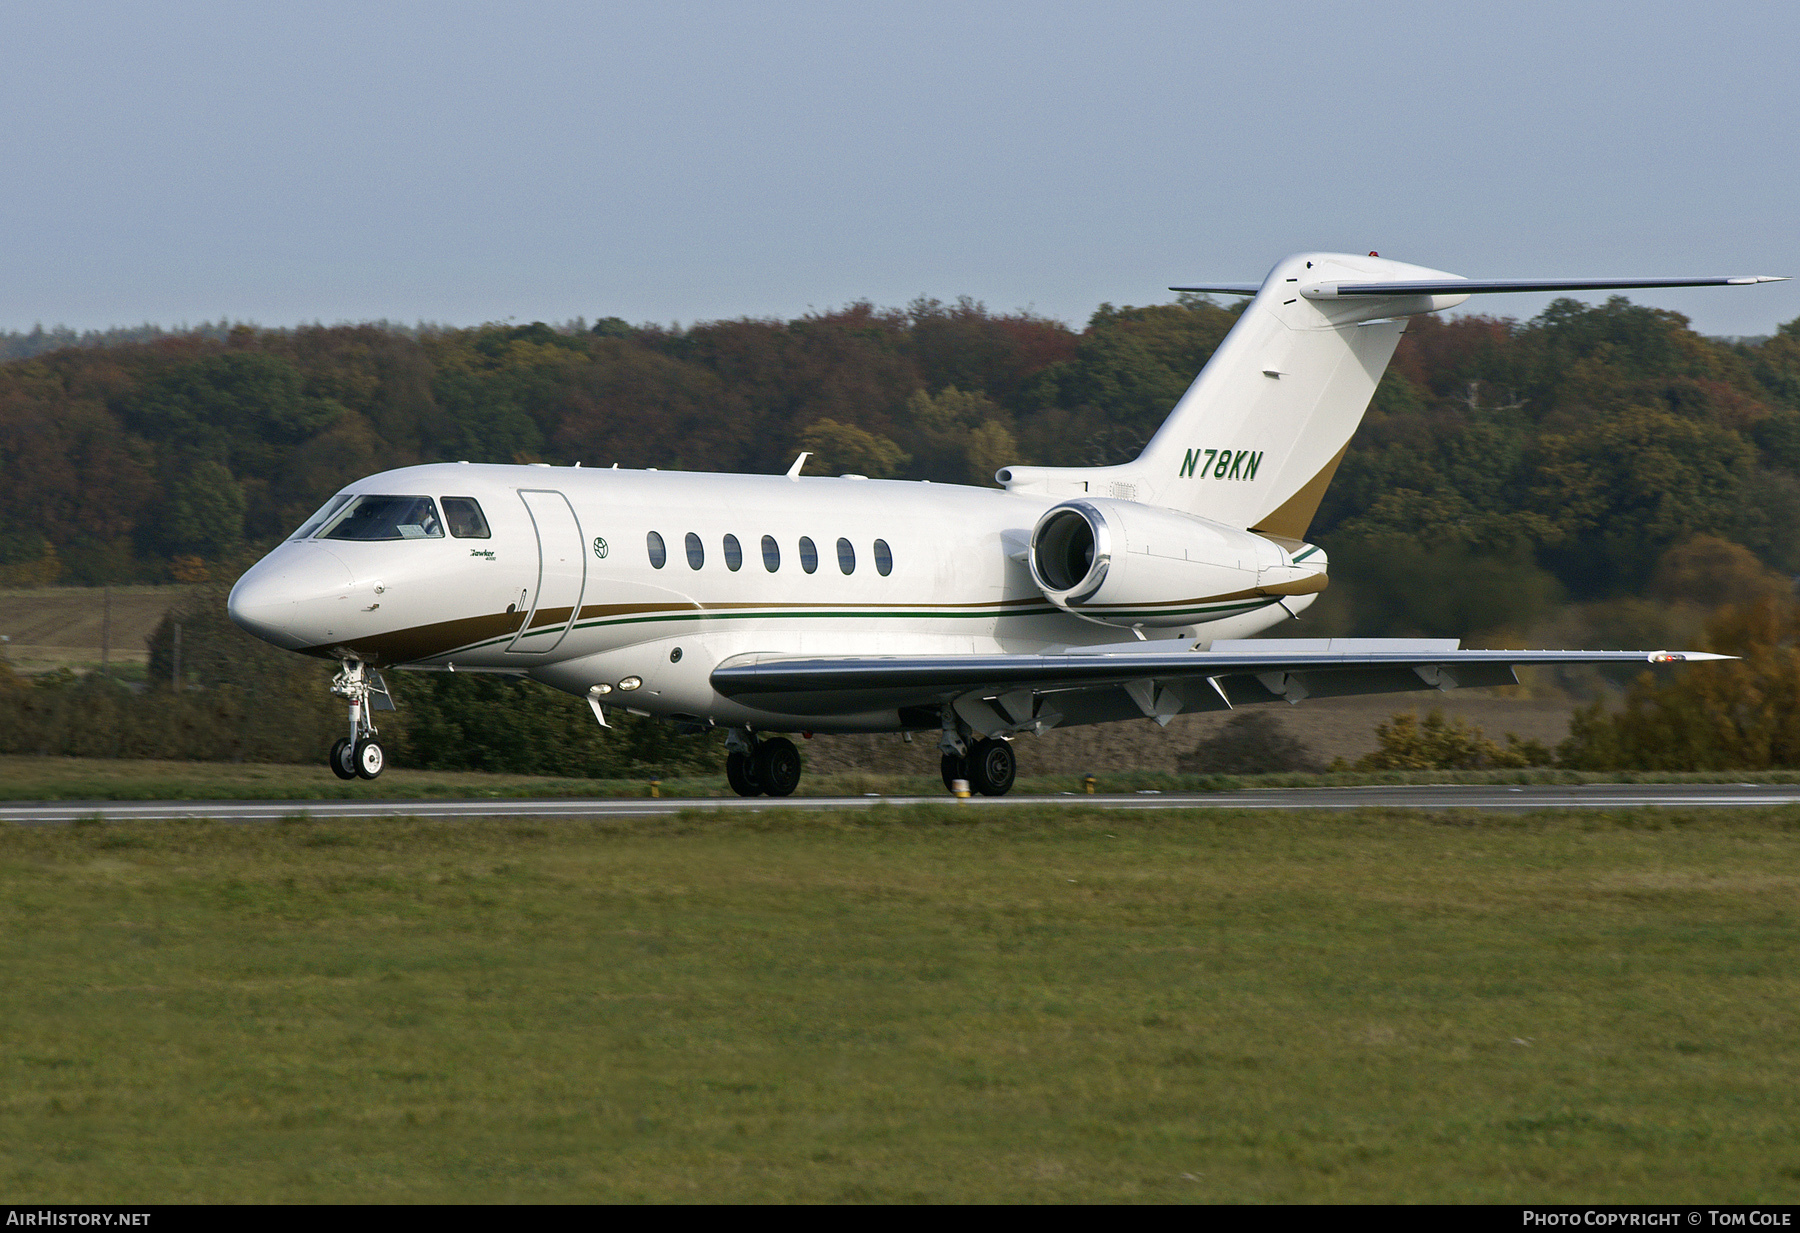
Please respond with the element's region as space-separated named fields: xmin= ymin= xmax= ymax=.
xmin=288 ymin=493 xmax=352 ymax=540
xmin=319 ymin=495 xmax=444 ymax=541
xmin=441 ymin=497 xmax=491 ymax=539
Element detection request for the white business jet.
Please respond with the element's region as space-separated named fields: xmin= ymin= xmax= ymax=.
xmin=229 ymin=253 xmax=1780 ymax=794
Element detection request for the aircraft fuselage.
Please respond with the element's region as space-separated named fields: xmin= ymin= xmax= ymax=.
xmin=229 ymin=462 xmax=1312 ymax=733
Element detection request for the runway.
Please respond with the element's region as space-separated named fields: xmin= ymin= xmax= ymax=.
xmin=5 ymin=782 xmax=1800 ymax=825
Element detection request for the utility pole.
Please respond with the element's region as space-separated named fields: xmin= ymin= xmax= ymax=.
xmin=100 ymin=584 xmax=111 ymax=677
xmin=172 ymin=622 xmax=181 ymax=692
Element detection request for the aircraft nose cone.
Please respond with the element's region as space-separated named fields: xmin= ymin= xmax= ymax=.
xmin=228 ymin=574 xmax=299 ymax=648
xmin=229 ymin=545 xmax=354 ymax=650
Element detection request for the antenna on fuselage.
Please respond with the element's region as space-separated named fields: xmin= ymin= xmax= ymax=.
xmin=786 ymin=452 xmax=812 ymax=481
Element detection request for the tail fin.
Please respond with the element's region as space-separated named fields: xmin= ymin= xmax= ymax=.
xmin=996 ymin=253 xmax=1785 ymax=540
xmin=999 ymin=252 xmax=1465 ymax=538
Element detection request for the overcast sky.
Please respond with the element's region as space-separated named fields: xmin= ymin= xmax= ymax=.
xmin=3 ymin=0 xmax=1796 ymax=337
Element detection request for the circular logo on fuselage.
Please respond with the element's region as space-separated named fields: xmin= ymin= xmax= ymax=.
xmin=593 ymin=537 xmax=609 ymax=559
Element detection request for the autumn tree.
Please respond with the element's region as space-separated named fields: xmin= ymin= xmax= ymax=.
xmin=1559 ymin=598 xmax=1800 ymax=770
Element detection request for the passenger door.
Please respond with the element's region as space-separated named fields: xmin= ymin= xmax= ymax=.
xmin=506 ymin=490 xmax=586 ymax=654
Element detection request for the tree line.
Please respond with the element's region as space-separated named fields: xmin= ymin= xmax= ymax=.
xmin=7 ymin=289 xmax=1800 ymax=772
xmin=5 ymin=293 xmax=1798 ymax=640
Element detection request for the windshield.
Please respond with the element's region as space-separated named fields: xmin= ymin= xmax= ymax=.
xmin=319 ymin=495 xmax=444 ymax=541
xmin=288 ymin=493 xmax=352 ymax=540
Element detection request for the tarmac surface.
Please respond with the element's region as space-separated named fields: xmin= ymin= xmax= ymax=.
xmin=6 ymin=782 xmax=1800 ymax=825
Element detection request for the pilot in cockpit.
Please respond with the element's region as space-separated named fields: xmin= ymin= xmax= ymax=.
xmin=319 ymin=495 xmax=444 ymax=540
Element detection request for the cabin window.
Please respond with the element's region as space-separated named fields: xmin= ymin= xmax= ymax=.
xmin=761 ymin=535 xmax=780 ymax=572
xmin=320 ymin=495 xmax=443 ymax=541
xmin=874 ymin=539 xmax=893 ymax=576
xmin=289 ymin=493 xmax=351 ymax=540
xmin=647 ymin=531 xmax=667 ymax=568
xmin=799 ymin=536 xmax=818 ymax=574
xmin=837 ymin=537 xmax=855 ymax=574
xmin=441 ymin=497 xmax=491 ymax=539
xmin=723 ymin=534 xmax=743 ymax=571
xmin=685 ymin=532 xmax=704 ymax=569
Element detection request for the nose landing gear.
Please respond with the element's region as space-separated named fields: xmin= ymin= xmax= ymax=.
xmin=329 ymin=659 xmax=388 ymax=780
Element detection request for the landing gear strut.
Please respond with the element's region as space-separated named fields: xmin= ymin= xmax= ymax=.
xmin=725 ymin=732 xmax=802 ymax=798
xmin=329 ymin=659 xmax=385 ymax=780
xmin=939 ymin=710 xmax=1016 ymax=797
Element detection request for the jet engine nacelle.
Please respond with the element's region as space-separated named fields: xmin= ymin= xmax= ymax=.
xmin=1027 ymin=498 xmax=1326 ymax=628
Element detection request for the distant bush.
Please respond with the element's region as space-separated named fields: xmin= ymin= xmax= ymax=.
xmin=1 ymin=577 xmax=722 ymax=777
xmin=0 ymin=667 xmax=340 ymax=763
xmin=1179 ymin=710 xmax=1323 ymax=774
xmin=392 ymin=672 xmax=720 ymax=779
xmin=1347 ymin=709 xmax=1551 ymax=772
xmin=1558 ymin=598 xmax=1800 ymax=770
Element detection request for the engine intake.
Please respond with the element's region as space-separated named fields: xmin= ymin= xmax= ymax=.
xmin=1028 ymin=497 xmax=1323 ymax=629
xmin=1031 ymin=502 xmax=1109 ymax=599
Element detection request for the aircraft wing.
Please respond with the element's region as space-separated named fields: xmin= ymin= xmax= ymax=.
xmin=710 ymin=638 xmax=1732 ymax=730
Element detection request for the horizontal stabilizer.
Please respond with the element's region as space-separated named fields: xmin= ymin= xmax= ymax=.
xmin=1310 ymin=275 xmax=1787 ymax=298
xmin=1171 ymin=275 xmax=1788 ymax=298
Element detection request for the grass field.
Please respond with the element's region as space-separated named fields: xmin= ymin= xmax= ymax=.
xmin=0 ymin=585 xmax=184 ymax=674
xmin=4 ymin=805 xmax=1799 ymax=1202
xmin=8 ymin=754 xmax=1800 ymax=804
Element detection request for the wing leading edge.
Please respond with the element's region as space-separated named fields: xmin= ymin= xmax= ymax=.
xmin=710 ymin=638 xmax=1732 ymax=732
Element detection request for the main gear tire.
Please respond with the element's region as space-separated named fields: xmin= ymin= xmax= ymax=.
xmin=329 ymin=737 xmax=357 ymax=780
xmin=967 ymin=738 xmax=1016 ymax=797
xmin=754 ymin=736 xmax=803 ymax=798
xmin=725 ymin=750 xmax=763 ymax=797
xmin=353 ymin=738 xmax=384 ymax=780
xmin=940 ymin=752 xmax=967 ymax=794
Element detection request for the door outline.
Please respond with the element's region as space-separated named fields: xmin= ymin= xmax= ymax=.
xmin=505 ymin=489 xmax=586 ymax=654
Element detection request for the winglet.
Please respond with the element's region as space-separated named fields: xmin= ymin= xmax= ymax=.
xmin=786 ymin=452 xmax=811 ymax=480
xmin=1648 ymin=651 xmax=1737 ymax=663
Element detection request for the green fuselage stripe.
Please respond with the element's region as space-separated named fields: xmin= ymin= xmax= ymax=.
xmin=419 ymin=598 xmax=1277 ymax=660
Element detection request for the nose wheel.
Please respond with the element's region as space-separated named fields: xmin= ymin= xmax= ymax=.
xmin=328 ymin=659 xmax=386 ymax=780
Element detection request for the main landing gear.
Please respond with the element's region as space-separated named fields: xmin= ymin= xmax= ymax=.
xmin=940 ymin=737 xmax=1017 ymax=797
xmin=725 ymin=732 xmax=803 ymax=798
xmin=328 ymin=659 xmax=385 ymax=780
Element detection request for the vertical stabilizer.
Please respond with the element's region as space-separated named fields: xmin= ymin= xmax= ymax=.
xmin=999 ymin=252 xmax=1471 ymax=538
